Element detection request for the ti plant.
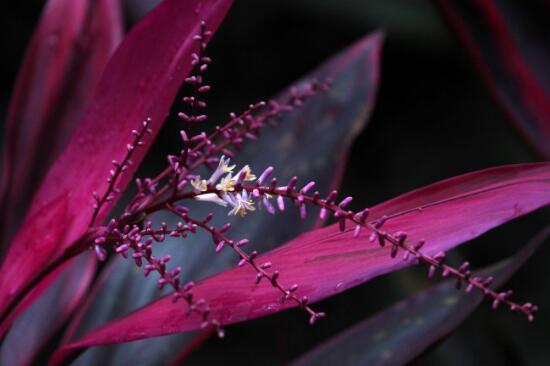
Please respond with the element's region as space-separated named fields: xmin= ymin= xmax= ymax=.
xmin=0 ymin=0 xmax=549 ymax=365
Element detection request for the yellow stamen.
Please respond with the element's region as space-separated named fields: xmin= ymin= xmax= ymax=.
xmin=216 ymin=175 xmax=235 ymax=192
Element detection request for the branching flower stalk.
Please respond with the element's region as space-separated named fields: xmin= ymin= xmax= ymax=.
xmin=89 ymin=21 xmax=537 ymax=338
xmin=95 ymin=217 xmax=223 ymax=335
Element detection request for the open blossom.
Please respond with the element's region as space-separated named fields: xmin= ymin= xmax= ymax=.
xmin=208 ymin=155 xmax=236 ymax=184
xmin=216 ymin=174 xmax=235 ymax=192
xmin=192 ymin=157 xmax=240 ymax=194
xmin=194 ymin=157 xmax=258 ymax=216
xmin=235 ymin=165 xmax=256 ymax=182
xmin=226 ymin=190 xmax=256 ymax=217
xmin=191 ymin=176 xmax=208 ymax=192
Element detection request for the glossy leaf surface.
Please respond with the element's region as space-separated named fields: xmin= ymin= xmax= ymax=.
xmin=53 ymin=163 xmax=550 ymax=363
xmin=289 ymin=226 xmax=550 ymax=366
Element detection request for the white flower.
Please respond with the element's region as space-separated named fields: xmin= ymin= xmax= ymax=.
xmin=234 ymin=165 xmax=256 ymax=182
xmin=207 ymin=155 xmax=236 ymax=184
xmin=226 ymin=191 xmax=255 ymax=217
xmin=191 ymin=176 xmax=208 ymax=192
xmin=194 ymin=193 xmax=228 ymax=207
xmin=216 ymin=174 xmax=235 ymax=192
xmin=192 ymin=159 xmax=260 ymax=217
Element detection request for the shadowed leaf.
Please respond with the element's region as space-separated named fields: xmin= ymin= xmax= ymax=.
xmin=436 ymin=0 xmax=550 ymax=158
xmin=52 ymin=162 xmax=550 ymax=363
xmin=0 ymin=254 xmax=96 ymax=366
xmin=289 ymin=226 xmax=550 ymax=366
xmin=62 ymin=31 xmax=383 ymax=366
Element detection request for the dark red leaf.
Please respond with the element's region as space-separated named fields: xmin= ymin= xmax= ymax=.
xmin=289 ymin=226 xmax=550 ymax=366
xmin=436 ymin=0 xmax=550 ymax=158
xmin=52 ymin=162 xmax=550 ymax=363
xmin=0 ymin=0 xmax=123 ymax=245
xmin=0 ymin=0 xmax=123 ymax=356
xmin=0 ymin=0 xmax=232 ymax=336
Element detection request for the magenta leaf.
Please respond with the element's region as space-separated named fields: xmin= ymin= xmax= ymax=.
xmin=0 ymin=0 xmax=232 ymax=337
xmin=0 ymin=1 xmax=123 ymax=355
xmin=289 ymin=226 xmax=550 ymax=366
xmin=0 ymin=0 xmax=123 ymax=245
xmin=436 ymin=0 xmax=550 ymax=158
xmin=61 ymin=32 xmax=383 ymax=366
xmin=52 ymin=162 xmax=550 ymax=363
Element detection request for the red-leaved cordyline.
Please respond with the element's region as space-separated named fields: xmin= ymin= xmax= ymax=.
xmin=5 ymin=1 xmax=550 ymax=364
xmin=84 ymin=21 xmax=536 ymax=341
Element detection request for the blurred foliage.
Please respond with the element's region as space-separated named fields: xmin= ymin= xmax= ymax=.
xmin=294 ymin=0 xmax=450 ymax=45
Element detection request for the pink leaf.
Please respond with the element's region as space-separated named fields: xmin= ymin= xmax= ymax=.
xmin=52 ymin=162 xmax=550 ymax=363
xmin=0 ymin=0 xmax=232 ymax=334
xmin=0 ymin=0 xmax=123 ymax=356
xmin=0 ymin=0 xmax=123 ymax=245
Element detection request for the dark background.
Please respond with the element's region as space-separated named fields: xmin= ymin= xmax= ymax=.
xmin=1 ymin=1 xmax=548 ymax=365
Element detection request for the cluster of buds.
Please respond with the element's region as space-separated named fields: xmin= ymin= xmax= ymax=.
xmin=93 ymin=218 xmax=225 ymax=336
xmin=88 ymin=22 xmax=331 ymax=333
xmin=178 ymin=21 xmax=211 ymax=124
xmin=90 ymin=118 xmax=153 ymax=228
xmin=165 ymin=204 xmax=326 ymax=325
